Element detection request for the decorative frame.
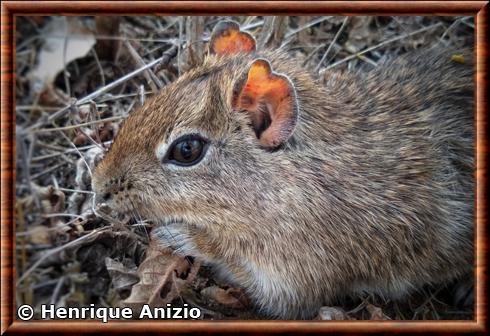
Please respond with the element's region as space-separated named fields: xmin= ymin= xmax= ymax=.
xmin=1 ymin=1 xmax=487 ymax=334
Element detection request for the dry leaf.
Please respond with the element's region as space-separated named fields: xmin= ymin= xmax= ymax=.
xmin=21 ymin=184 xmax=66 ymax=220
xmin=258 ymin=16 xmax=289 ymax=49
xmin=122 ymin=241 xmax=195 ymax=310
xmin=345 ymin=17 xmax=377 ymax=53
xmin=185 ymin=16 xmax=205 ymax=67
xmin=73 ymin=122 xmax=116 ymax=146
xmin=66 ymin=146 xmax=104 ymax=214
xmin=200 ymin=286 xmax=248 ymax=310
xmin=30 ymin=17 xmax=96 ymax=86
xmin=26 ymin=225 xmax=52 ymax=245
xmin=105 ymin=257 xmax=140 ymax=291
xmin=37 ymin=83 xmax=71 ymax=106
xmin=95 ymin=17 xmax=121 ymax=61
xmin=315 ymin=306 xmax=350 ymax=320
xmin=366 ymin=304 xmax=390 ymax=320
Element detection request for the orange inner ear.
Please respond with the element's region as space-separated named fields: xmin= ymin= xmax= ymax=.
xmin=209 ymin=21 xmax=256 ymax=56
xmin=241 ymin=60 xmax=290 ymax=112
xmin=235 ymin=59 xmax=298 ymax=147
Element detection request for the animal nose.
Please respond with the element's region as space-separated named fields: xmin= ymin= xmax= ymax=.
xmin=102 ymin=192 xmax=113 ymax=202
xmin=95 ymin=191 xmax=113 ymax=205
xmin=93 ymin=177 xmax=132 ymax=205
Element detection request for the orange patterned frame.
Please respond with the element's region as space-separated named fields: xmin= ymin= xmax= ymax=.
xmin=1 ymin=1 xmax=487 ymax=334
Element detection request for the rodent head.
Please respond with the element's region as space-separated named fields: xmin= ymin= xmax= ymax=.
xmin=92 ymin=21 xmax=300 ymax=228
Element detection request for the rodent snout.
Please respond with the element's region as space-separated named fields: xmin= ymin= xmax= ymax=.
xmin=93 ymin=176 xmax=133 ymax=206
xmin=95 ymin=191 xmax=113 ymax=204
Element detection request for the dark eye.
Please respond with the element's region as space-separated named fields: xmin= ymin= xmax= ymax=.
xmin=165 ymin=135 xmax=208 ymax=166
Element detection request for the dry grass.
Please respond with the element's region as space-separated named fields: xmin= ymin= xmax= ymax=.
xmin=15 ymin=15 xmax=474 ymax=320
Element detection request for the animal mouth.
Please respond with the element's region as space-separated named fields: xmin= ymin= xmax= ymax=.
xmin=93 ymin=197 xmax=147 ymax=224
xmin=95 ymin=204 xmax=131 ymax=223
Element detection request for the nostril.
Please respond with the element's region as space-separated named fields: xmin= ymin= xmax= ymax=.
xmin=102 ymin=192 xmax=112 ymax=202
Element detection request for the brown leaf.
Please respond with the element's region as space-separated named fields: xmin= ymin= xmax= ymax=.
xmin=258 ymin=16 xmax=289 ymax=50
xmin=37 ymin=84 xmax=71 ymax=106
xmin=97 ymin=122 xmax=116 ymax=142
xmin=185 ymin=16 xmax=205 ymax=67
xmin=122 ymin=241 xmax=196 ymax=310
xmin=73 ymin=131 xmax=91 ymax=146
xmin=26 ymin=225 xmax=52 ymax=245
xmin=200 ymin=286 xmax=248 ymax=310
xmin=345 ymin=17 xmax=378 ymax=53
xmin=366 ymin=304 xmax=390 ymax=320
xmin=21 ymin=184 xmax=66 ymax=222
xmin=30 ymin=17 xmax=95 ymax=86
xmin=296 ymin=16 xmax=311 ymax=45
xmin=315 ymin=306 xmax=350 ymax=320
xmin=95 ymin=17 xmax=121 ymax=61
xmin=105 ymin=257 xmax=140 ymax=291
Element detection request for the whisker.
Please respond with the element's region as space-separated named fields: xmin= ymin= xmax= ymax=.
xmin=129 ymin=198 xmax=150 ymax=241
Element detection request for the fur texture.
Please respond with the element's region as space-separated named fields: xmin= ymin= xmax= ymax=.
xmin=92 ymin=47 xmax=474 ymax=319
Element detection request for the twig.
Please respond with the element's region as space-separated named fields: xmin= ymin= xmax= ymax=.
xmin=242 ymin=20 xmax=264 ymax=32
xmin=185 ymin=16 xmax=205 ymax=66
xmin=302 ymin=42 xmax=339 ymax=66
xmin=357 ymin=54 xmax=378 ymax=67
xmin=124 ymin=40 xmax=163 ymax=92
xmin=31 ymin=278 xmax=60 ymax=290
xmin=32 ymin=115 xmax=125 ymax=134
xmin=25 ymin=52 xmax=171 ymax=132
xmin=19 ymin=129 xmax=43 ymax=210
xmin=436 ymin=18 xmax=464 ymax=47
xmin=57 ymin=187 xmax=95 ymax=195
xmin=77 ymin=55 xmax=165 ymax=105
xmin=157 ymin=16 xmax=179 ymax=34
xmin=43 ymin=33 xmax=178 ymax=44
xmin=16 ymin=218 xmax=85 ymax=237
xmin=31 ymin=162 xmax=69 ymax=181
xmin=16 ymin=105 xmax=63 ymax=112
xmin=50 ymin=276 xmax=66 ymax=305
xmin=91 ymin=48 xmax=106 ymax=87
xmin=461 ymin=18 xmax=474 ymax=29
xmin=24 ymin=102 xmax=76 ymax=134
xmin=57 ymin=130 xmax=92 ymax=177
xmin=96 ymin=91 xmax=153 ymax=103
xmin=154 ymin=45 xmax=178 ymax=73
xmin=86 ymin=101 xmax=103 ymax=146
xmin=41 ymin=213 xmax=85 ymax=220
xmin=315 ymin=17 xmax=350 ymax=73
xmin=177 ymin=17 xmax=184 ymax=76
xmin=16 ymin=202 xmax=28 ymax=278
xmin=31 ymin=141 xmax=112 ymax=162
xmin=139 ymin=85 xmax=145 ymax=105
xmin=62 ymin=17 xmax=71 ymax=97
xmin=258 ymin=16 xmax=288 ymax=50
xmin=320 ymin=22 xmax=443 ymax=73
xmin=285 ymin=16 xmax=332 ymax=39
xmin=16 ymin=227 xmax=111 ymax=286
xmin=413 ymin=286 xmax=444 ymax=317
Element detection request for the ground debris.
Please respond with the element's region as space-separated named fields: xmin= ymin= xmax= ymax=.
xmin=122 ymin=242 xmax=196 ymax=311
xmin=15 ymin=15 xmax=474 ymax=320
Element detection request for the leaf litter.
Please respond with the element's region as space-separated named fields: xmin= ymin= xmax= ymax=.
xmin=15 ymin=15 xmax=474 ymax=320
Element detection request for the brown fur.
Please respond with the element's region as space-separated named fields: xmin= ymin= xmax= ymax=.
xmin=92 ymin=46 xmax=474 ymax=319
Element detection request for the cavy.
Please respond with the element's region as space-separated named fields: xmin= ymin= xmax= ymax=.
xmin=92 ymin=20 xmax=474 ymax=319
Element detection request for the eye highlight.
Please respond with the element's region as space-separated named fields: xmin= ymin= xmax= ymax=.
xmin=163 ymin=134 xmax=208 ymax=166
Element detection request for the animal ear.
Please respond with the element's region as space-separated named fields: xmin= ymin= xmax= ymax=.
xmin=209 ymin=20 xmax=256 ymax=56
xmin=232 ymin=59 xmax=298 ymax=148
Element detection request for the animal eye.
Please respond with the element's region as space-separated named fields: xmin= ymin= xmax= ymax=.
xmin=165 ymin=135 xmax=208 ymax=166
